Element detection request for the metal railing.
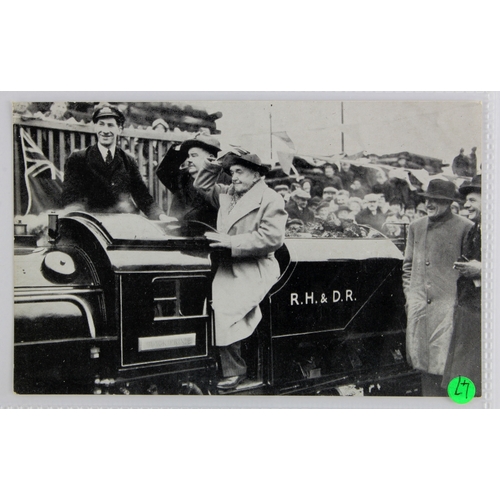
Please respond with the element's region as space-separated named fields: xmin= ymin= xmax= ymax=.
xmin=13 ymin=116 xmax=198 ymax=215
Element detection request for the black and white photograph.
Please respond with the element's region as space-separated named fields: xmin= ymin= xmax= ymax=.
xmin=12 ymin=99 xmax=484 ymax=399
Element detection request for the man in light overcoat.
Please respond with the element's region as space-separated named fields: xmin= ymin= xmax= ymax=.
xmin=194 ymin=153 xmax=287 ymax=391
xmin=403 ymin=179 xmax=473 ymax=396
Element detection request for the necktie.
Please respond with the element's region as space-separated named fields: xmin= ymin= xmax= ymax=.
xmin=106 ymin=150 xmax=113 ymax=165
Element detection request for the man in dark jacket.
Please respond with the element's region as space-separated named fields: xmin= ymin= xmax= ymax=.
xmin=156 ymin=133 xmax=229 ymax=228
xmin=61 ymin=103 xmax=167 ymax=220
xmin=355 ymin=193 xmax=386 ymax=232
xmin=442 ymin=175 xmax=482 ymax=395
xmin=285 ymin=189 xmax=315 ymax=224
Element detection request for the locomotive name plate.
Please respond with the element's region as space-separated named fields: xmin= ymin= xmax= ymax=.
xmin=138 ymin=333 xmax=196 ymax=352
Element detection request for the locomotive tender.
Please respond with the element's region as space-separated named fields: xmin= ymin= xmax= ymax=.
xmin=14 ymin=212 xmax=420 ymax=396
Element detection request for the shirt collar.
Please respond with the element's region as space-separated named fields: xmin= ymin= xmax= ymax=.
xmin=97 ymin=143 xmax=116 ymax=162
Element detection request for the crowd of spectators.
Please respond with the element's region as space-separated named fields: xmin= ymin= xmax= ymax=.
xmin=272 ymin=160 xmax=473 ymax=242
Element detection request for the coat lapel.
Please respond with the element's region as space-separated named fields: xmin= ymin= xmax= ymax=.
xmin=222 ymin=179 xmax=266 ymax=233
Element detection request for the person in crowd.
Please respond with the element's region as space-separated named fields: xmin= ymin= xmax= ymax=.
xmin=383 ymin=198 xmax=410 ymax=237
xmin=338 ymin=161 xmax=355 ymax=189
xmin=193 ymin=153 xmax=287 ymax=391
xmin=377 ymin=193 xmax=391 ymax=215
xmin=404 ymin=202 xmax=416 ymax=222
xmin=151 ymin=118 xmax=170 ymax=133
xmin=450 ymin=201 xmax=460 ymax=215
xmin=415 ymin=201 xmax=427 ymax=219
xmin=156 ymin=132 xmax=229 ymax=227
xmin=322 ymin=186 xmax=338 ymax=204
xmin=308 ymin=196 xmax=322 ymax=212
xmin=300 ymin=177 xmax=314 ymax=196
xmin=348 ymin=178 xmax=369 ymax=199
xmin=337 ymin=205 xmax=355 ymax=222
xmin=274 ymin=184 xmax=291 ymax=202
xmin=61 ymin=103 xmax=169 ymax=221
xmin=335 ymin=189 xmax=350 ymax=207
xmin=286 ymin=218 xmax=305 ymax=236
xmin=451 ymin=148 xmax=471 ymax=177
xmin=320 ymin=163 xmax=343 ymax=191
xmin=348 ymin=197 xmax=363 ymax=217
xmin=443 ymin=175 xmax=482 ymax=395
xmin=355 ymin=193 xmax=386 ymax=232
xmin=402 ymin=179 xmax=473 ymax=396
xmin=314 ymin=201 xmax=333 ymax=221
xmin=371 ymin=169 xmax=393 ymax=200
xmin=45 ymin=102 xmax=72 ymax=121
xmin=285 ymin=189 xmax=315 ymax=224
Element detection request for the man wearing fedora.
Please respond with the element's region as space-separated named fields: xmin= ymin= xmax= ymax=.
xmin=194 ymin=153 xmax=287 ymax=391
xmin=443 ymin=175 xmax=482 ymax=395
xmin=62 ymin=103 xmax=168 ymax=220
xmin=403 ymin=179 xmax=473 ymax=396
xmin=156 ymin=133 xmax=229 ymax=228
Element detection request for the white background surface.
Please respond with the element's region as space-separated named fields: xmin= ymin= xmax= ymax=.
xmin=1 ymin=2 xmax=499 ymax=499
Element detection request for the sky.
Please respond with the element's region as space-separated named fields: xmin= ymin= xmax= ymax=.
xmin=195 ymin=100 xmax=482 ymax=167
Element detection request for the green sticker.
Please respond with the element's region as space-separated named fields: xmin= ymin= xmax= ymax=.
xmin=448 ymin=376 xmax=476 ymax=404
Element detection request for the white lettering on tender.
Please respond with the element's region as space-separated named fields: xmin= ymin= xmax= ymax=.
xmin=346 ymin=289 xmax=354 ymax=301
xmin=305 ymin=292 xmax=315 ymax=304
xmin=290 ymin=293 xmax=299 ymax=306
xmin=332 ymin=290 xmax=341 ymax=302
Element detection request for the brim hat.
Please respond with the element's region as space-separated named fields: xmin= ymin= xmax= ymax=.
xmin=275 ymin=184 xmax=290 ymax=192
xmin=323 ymin=187 xmax=338 ymax=194
xmin=287 ymin=218 xmax=305 ymax=227
xmin=459 ymin=174 xmax=481 ymax=196
xmin=92 ymin=103 xmax=126 ymax=126
xmin=422 ymin=179 xmax=458 ymax=201
xmin=180 ymin=133 xmax=221 ymax=157
xmin=364 ymin=193 xmax=379 ymax=202
xmin=291 ymin=188 xmax=311 ymax=200
xmin=225 ymin=153 xmax=270 ymax=175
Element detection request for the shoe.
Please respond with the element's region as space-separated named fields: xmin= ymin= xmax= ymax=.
xmin=217 ymin=375 xmax=246 ymax=391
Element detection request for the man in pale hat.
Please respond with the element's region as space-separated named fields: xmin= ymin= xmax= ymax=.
xmin=62 ymin=103 xmax=168 ymax=220
xmin=355 ymin=193 xmax=386 ymax=232
xmin=194 ymin=152 xmax=287 ymax=391
xmin=402 ymin=179 xmax=474 ymax=396
xmin=443 ymin=175 xmax=482 ymax=395
xmin=285 ymin=188 xmax=315 ymax=224
xmin=156 ymin=132 xmax=229 ymax=227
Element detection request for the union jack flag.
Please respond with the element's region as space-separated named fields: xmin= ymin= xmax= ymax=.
xmin=19 ymin=128 xmax=63 ymax=215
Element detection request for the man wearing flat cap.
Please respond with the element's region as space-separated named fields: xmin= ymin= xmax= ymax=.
xmin=355 ymin=193 xmax=386 ymax=232
xmin=194 ymin=153 xmax=287 ymax=391
xmin=285 ymin=189 xmax=315 ymax=224
xmin=443 ymin=175 xmax=482 ymax=395
xmin=403 ymin=179 xmax=473 ymax=396
xmin=62 ymin=103 xmax=168 ymax=220
xmin=156 ymin=133 xmax=229 ymax=227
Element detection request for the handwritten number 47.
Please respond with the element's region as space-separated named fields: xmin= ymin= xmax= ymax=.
xmin=454 ymin=376 xmax=470 ymax=399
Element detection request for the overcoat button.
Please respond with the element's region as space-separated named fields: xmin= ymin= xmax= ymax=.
xmin=427 ymin=299 xmax=432 ymax=304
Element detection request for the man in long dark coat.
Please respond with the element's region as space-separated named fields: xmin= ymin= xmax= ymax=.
xmin=62 ymin=103 xmax=167 ymax=220
xmin=403 ymin=179 xmax=473 ymax=396
xmin=442 ymin=175 xmax=482 ymax=395
xmin=156 ymin=133 xmax=229 ymax=228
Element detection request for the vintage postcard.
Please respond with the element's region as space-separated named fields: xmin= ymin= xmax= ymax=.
xmin=10 ymin=98 xmax=488 ymax=405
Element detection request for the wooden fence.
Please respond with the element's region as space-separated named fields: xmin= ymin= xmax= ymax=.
xmin=13 ymin=116 xmax=198 ymax=216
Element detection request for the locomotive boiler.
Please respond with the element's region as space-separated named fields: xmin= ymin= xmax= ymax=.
xmin=13 ymin=212 xmax=420 ymax=396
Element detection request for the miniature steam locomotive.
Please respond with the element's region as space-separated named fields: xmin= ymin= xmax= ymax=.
xmin=14 ymin=212 xmax=420 ymax=396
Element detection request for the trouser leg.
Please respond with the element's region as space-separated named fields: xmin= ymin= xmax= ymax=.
xmin=421 ymin=372 xmax=447 ymax=397
xmin=219 ymin=342 xmax=247 ymax=378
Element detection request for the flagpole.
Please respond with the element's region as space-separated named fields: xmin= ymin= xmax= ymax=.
xmin=341 ymin=101 xmax=345 ymax=154
xmin=269 ymin=108 xmax=273 ymax=162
